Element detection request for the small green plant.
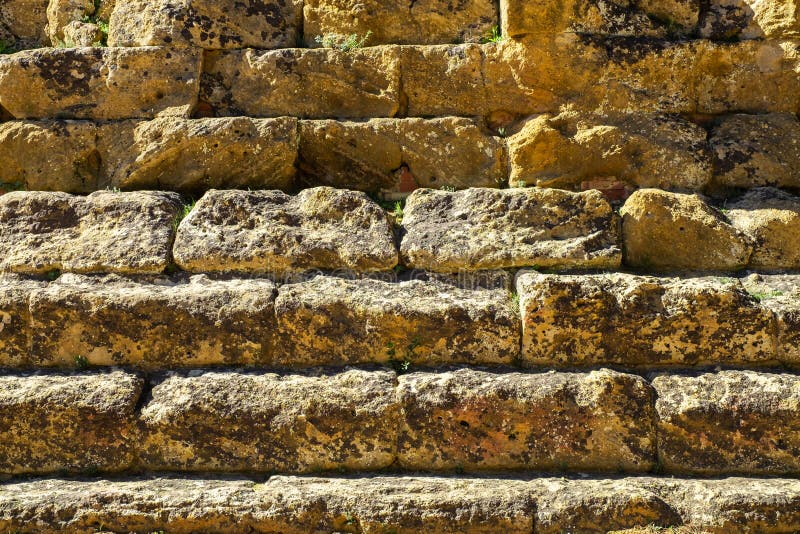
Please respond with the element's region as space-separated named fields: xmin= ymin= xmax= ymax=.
xmin=481 ymin=25 xmax=504 ymax=44
xmin=392 ymin=201 xmax=404 ymax=223
xmin=0 ymin=40 xmax=15 ymax=54
xmin=496 ymin=127 xmax=506 ymax=137
xmin=74 ymin=355 xmax=90 ymax=369
xmin=510 ymin=291 xmax=520 ymax=315
xmin=81 ymin=0 xmax=109 ymax=46
xmin=747 ymin=288 xmax=784 ymax=302
xmin=173 ymin=200 xmax=195 ymax=230
xmin=0 ymin=181 xmax=24 ymax=193
xmin=315 ymin=31 xmax=372 ymax=51
xmin=439 ymin=185 xmax=456 ymax=192
xmin=387 ymin=337 xmax=420 ymax=374
xmin=45 ymin=269 xmax=61 ymax=281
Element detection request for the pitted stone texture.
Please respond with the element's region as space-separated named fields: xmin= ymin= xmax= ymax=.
xmin=400 ymin=187 xmax=621 ymax=272
xmin=654 ymin=371 xmax=800 ymax=475
xmin=397 ymin=368 xmax=656 ymax=472
xmin=274 ymin=273 xmax=519 ymax=367
xmin=0 ymin=191 xmax=180 ymax=275
xmin=743 ymin=274 xmax=800 ymax=364
xmin=508 ymin=111 xmax=712 ymax=192
xmin=0 ymin=0 xmax=49 ymax=49
xmin=0 ymin=47 xmax=201 ymax=120
xmin=108 ymin=0 xmax=302 ymax=49
xmin=46 ymin=0 xmax=95 ymax=45
xmin=0 ymin=370 xmax=142 ymax=475
xmin=500 ymin=0 xmax=699 ymax=38
xmin=173 ymin=188 xmax=398 ymax=275
xmin=100 ymin=117 xmax=298 ymax=192
xmin=201 ymin=48 xmax=401 ymax=119
xmin=710 ymin=113 xmax=800 ymax=190
xmin=28 ymin=274 xmax=276 ymax=370
xmin=726 ymin=188 xmax=800 ymax=270
xmin=61 ymin=20 xmax=103 ymax=46
xmin=701 ymin=0 xmax=800 ymax=39
xmin=139 ymin=369 xmax=398 ymax=473
xmin=298 ymin=118 xmax=506 ymax=192
xmin=304 ymin=0 xmax=496 ymax=46
xmin=517 ymin=272 xmax=778 ymax=367
xmin=0 ymin=121 xmax=99 ymax=193
xmin=621 ymin=189 xmax=752 ymax=271
xmin=0 ymin=275 xmax=44 ymax=368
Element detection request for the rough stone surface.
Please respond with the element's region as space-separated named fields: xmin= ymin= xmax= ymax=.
xmin=0 ymin=275 xmax=45 ymax=368
xmin=303 ymin=0 xmax=496 ymax=46
xmin=726 ymin=188 xmax=800 ymax=270
xmin=397 ymin=368 xmax=656 ymax=472
xmin=0 ymin=47 xmax=201 ymax=120
xmin=201 ymin=47 xmax=401 ymax=119
xmin=0 ymin=370 xmax=143 ymax=475
xmin=61 ymin=20 xmax=103 ymax=46
xmin=0 ymin=120 xmax=100 ymax=193
xmin=700 ymin=0 xmax=800 ymax=39
xmin=138 ymin=369 xmax=398 ymax=472
xmin=298 ymin=118 xmax=506 ymax=193
xmin=620 ymin=189 xmax=753 ymax=271
xmin=517 ymin=271 xmax=779 ymax=367
xmin=274 ymin=273 xmax=519 ymax=367
xmin=173 ymin=188 xmax=398 ymax=275
xmin=653 ymin=371 xmax=800 ymax=475
xmin=743 ymin=274 xmax=800 ymax=364
xmin=100 ymin=117 xmax=298 ymax=192
xmin=0 ymin=191 xmax=180 ymax=275
xmin=710 ymin=113 xmax=800 ymax=190
xmin=28 ymin=274 xmax=276 ymax=369
xmin=108 ymin=0 xmax=302 ymax=49
xmin=0 ymin=0 xmax=49 ymax=49
xmin=507 ymin=111 xmax=712 ymax=192
xmin=46 ymin=0 xmax=95 ymax=45
xmin=400 ymin=187 xmax=621 ymax=272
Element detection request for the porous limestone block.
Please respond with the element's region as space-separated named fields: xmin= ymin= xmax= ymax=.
xmin=274 ymin=273 xmax=519 ymax=367
xmin=400 ymin=187 xmax=621 ymax=272
xmin=46 ymin=0 xmax=95 ymax=45
xmin=397 ymin=368 xmax=657 ymax=472
xmin=0 ymin=275 xmax=45 ymax=368
xmin=0 ymin=370 xmax=142 ymax=474
xmin=517 ymin=272 xmax=778 ymax=367
xmin=28 ymin=274 xmax=276 ymax=369
xmin=0 ymin=47 xmax=201 ymax=120
xmin=201 ymin=47 xmax=401 ymax=119
xmin=741 ymin=274 xmax=800 ymax=364
xmin=653 ymin=371 xmax=800 ymax=475
xmin=173 ymin=188 xmax=398 ymax=275
xmin=0 ymin=191 xmax=181 ymax=275
xmin=138 ymin=368 xmax=399 ymax=472
xmin=700 ymin=0 xmax=800 ymax=39
xmin=0 ymin=0 xmax=49 ymax=49
xmin=620 ymin=189 xmax=752 ymax=271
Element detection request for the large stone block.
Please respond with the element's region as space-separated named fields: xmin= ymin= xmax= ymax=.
xmin=0 ymin=275 xmax=44 ymax=368
xmin=710 ymin=113 xmax=800 ymax=190
xmin=0 ymin=370 xmax=142 ymax=474
xmin=28 ymin=274 xmax=276 ymax=369
xmin=303 ymin=0 xmax=496 ymax=46
xmin=173 ymin=188 xmax=398 ymax=275
xmin=742 ymin=274 xmax=800 ymax=365
xmin=201 ymin=47 xmax=401 ymax=119
xmin=274 ymin=273 xmax=519 ymax=367
xmin=653 ymin=371 xmax=800 ymax=475
xmin=397 ymin=368 xmax=657 ymax=472
xmin=108 ymin=0 xmax=302 ymax=49
xmin=517 ymin=271 xmax=778 ymax=367
xmin=508 ymin=111 xmax=711 ymax=192
xmin=700 ymin=0 xmax=800 ymax=39
xmin=400 ymin=187 xmax=621 ymax=272
xmin=298 ymin=118 xmax=506 ymax=192
xmin=0 ymin=0 xmax=48 ymax=49
xmin=0 ymin=191 xmax=180 ymax=275
xmin=100 ymin=117 xmax=298 ymax=192
xmin=620 ymin=189 xmax=753 ymax=271
xmin=0 ymin=47 xmax=201 ymax=120
xmin=138 ymin=369 xmax=399 ymax=472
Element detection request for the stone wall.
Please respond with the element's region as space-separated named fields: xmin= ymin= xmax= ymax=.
xmin=1 ymin=0 xmax=800 ymax=532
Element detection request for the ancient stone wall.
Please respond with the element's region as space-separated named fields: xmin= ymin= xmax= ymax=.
xmin=0 ymin=0 xmax=800 ymax=532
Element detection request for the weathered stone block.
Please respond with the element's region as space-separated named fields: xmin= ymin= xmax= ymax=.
xmin=46 ymin=0 xmax=95 ymax=45
xmin=108 ymin=0 xmax=302 ymax=49
xmin=710 ymin=113 xmax=800 ymax=190
xmin=742 ymin=274 xmax=800 ymax=364
xmin=304 ymin=0 xmax=496 ymax=46
xmin=0 ymin=0 xmax=48 ymax=49
xmin=0 ymin=275 xmax=44 ymax=368
xmin=274 ymin=273 xmax=519 ymax=367
xmin=173 ymin=188 xmax=398 ymax=275
xmin=620 ymin=189 xmax=752 ymax=271
xmin=397 ymin=368 xmax=656 ymax=472
xmin=517 ymin=271 xmax=778 ymax=367
xmin=400 ymin=187 xmax=621 ymax=272
xmin=201 ymin=47 xmax=401 ymax=119
xmin=508 ymin=111 xmax=711 ymax=192
xmin=298 ymin=118 xmax=506 ymax=192
xmin=0 ymin=191 xmax=180 ymax=275
xmin=0 ymin=370 xmax=142 ymax=474
xmin=0 ymin=47 xmax=201 ymax=120
xmin=654 ymin=371 xmax=800 ymax=475
xmin=138 ymin=369 xmax=398 ymax=472
xmin=100 ymin=117 xmax=298 ymax=192
xmin=700 ymin=0 xmax=800 ymax=39
xmin=28 ymin=274 xmax=276 ymax=369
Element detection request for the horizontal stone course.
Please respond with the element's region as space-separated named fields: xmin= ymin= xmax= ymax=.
xmin=0 ymin=275 xmax=45 ymax=368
